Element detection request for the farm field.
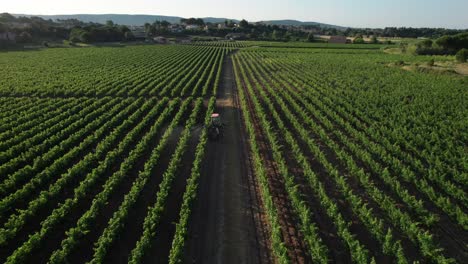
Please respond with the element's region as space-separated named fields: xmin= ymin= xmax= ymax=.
xmin=0 ymin=42 xmax=467 ymax=264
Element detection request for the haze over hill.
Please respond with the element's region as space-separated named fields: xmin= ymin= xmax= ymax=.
xmin=14 ymin=14 xmax=344 ymax=29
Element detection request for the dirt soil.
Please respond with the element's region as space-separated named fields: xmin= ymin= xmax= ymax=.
xmin=185 ymin=53 xmax=270 ymax=264
xmin=455 ymin=63 xmax=468 ymax=76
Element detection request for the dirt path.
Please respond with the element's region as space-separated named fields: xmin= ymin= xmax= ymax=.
xmin=185 ymin=52 xmax=270 ymax=263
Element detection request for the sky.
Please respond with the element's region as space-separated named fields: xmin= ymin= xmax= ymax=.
xmin=3 ymin=0 xmax=468 ymax=29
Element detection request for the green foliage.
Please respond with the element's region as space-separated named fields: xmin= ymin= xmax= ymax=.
xmin=427 ymin=58 xmax=435 ymax=66
xmin=232 ymin=47 xmax=464 ymax=263
xmin=272 ymin=30 xmax=283 ymax=40
xmin=124 ymin=31 xmax=134 ymax=41
xmin=168 ymin=97 xmax=215 ymax=264
xmin=409 ymin=39 xmax=446 ymax=55
xmin=180 ymin=17 xmax=205 ymax=26
xmin=239 ymin=19 xmax=249 ymax=28
xmin=0 ymin=45 xmax=226 ymax=97
xmin=353 ymin=37 xmax=365 ymax=44
xmin=16 ymin=32 xmax=32 ymax=43
xmin=0 ymin=43 xmax=465 ymax=264
xmin=455 ymin=48 xmax=468 ymax=62
xmin=434 ymin=33 xmax=468 ymax=54
xmin=105 ymin=20 xmax=114 ymax=27
xmin=420 ymin=39 xmax=433 ymax=48
xmin=69 ymin=28 xmax=90 ymax=42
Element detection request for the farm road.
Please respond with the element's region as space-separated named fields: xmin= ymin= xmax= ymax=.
xmin=186 ymin=52 xmax=268 ymax=263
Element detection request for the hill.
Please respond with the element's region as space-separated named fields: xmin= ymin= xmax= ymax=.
xmin=257 ymin=19 xmax=345 ymax=29
xmin=13 ymin=14 xmax=239 ymax=26
xmin=12 ymin=14 xmax=343 ymax=28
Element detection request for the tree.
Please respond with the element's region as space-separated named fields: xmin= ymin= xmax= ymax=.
xmin=161 ymin=20 xmax=171 ymax=28
xmin=124 ymin=31 xmax=134 ymax=41
xmin=239 ymin=19 xmax=249 ymax=28
xmin=106 ymin=20 xmax=114 ymax=27
xmin=353 ymin=37 xmax=365 ymax=44
xmin=119 ymin=25 xmax=130 ymax=33
xmin=224 ymin=20 xmax=235 ymax=27
xmin=427 ymin=58 xmax=435 ymax=66
xmin=456 ymin=49 xmax=468 ymax=62
xmin=370 ymin=36 xmax=379 ymax=44
xmin=272 ymin=30 xmax=283 ymax=40
xmin=0 ymin=13 xmax=16 ymax=23
xmin=436 ymin=33 xmax=468 ymax=52
xmin=145 ymin=24 xmax=156 ymax=38
xmin=16 ymin=32 xmax=33 ymax=43
xmin=196 ymin=18 xmax=205 ymax=26
xmin=181 ymin=18 xmax=205 ymax=26
xmin=307 ymin=33 xmax=314 ymax=42
xmin=420 ymin=39 xmax=433 ymax=48
xmin=69 ymin=28 xmax=90 ymax=42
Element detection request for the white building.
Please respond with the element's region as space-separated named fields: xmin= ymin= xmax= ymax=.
xmin=153 ymin=36 xmax=167 ymax=44
xmin=185 ymin=25 xmax=200 ymax=30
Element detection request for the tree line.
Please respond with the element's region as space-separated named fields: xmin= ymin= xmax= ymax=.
xmin=1 ymin=13 xmax=467 ymax=45
xmin=69 ymin=20 xmax=134 ymax=43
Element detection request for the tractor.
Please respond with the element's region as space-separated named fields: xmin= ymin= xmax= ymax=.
xmin=208 ymin=113 xmax=224 ymax=141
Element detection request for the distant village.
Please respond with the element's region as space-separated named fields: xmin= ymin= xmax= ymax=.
xmin=0 ymin=13 xmax=376 ymax=46
xmin=106 ymin=19 xmax=353 ymax=44
xmin=1 ymin=12 xmax=466 ymax=47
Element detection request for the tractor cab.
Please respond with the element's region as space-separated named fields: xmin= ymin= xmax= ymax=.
xmin=211 ymin=113 xmax=221 ymax=126
xmin=208 ymin=113 xmax=223 ymax=141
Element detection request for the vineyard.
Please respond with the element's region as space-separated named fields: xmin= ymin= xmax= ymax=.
xmin=233 ymin=46 xmax=467 ymax=263
xmin=0 ymin=42 xmax=467 ymax=263
xmin=0 ymin=45 xmax=229 ymax=97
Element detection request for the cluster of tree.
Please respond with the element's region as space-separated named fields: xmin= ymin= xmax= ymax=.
xmin=0 ymin=13 xmax=70 ymax=43
xmin=144 ymin=20 xmax=171 ymax=38
xmin=408 ymin=33 xmax=468 ymax=57
xmin=180 ymin=18 xmax=205 ymax=26
xmin=141 ymin=18 xmax=312 ymax=42
xmin=303 ymin=25 xmax=340 ymax=36
xmin=2 ymin=12 xmax=467 ymax=46
xmin=435 ymin=33 xmax=468 ymax=52
xmin=194 ymin=19 xmax=311 ymax=42
xmin=69 ymin=21 xmax=133 ymax=43
xmin=343 ymin=27 xmax=467 ymax=39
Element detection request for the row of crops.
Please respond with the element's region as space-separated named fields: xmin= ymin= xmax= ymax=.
xmin=1 ymin=41 xmax=466 ymax=263
xmin=0 ymin=44 xmax=229 ymax=263
xmin=233 ymin=47 xmax=467 ymax=263
xmin=188 ymin=40 xmax=250 ymax=48
xmin=0 ymin=45 xmax=230 ymax=97
xmin=0 ymin=95 xmax=215 ymax=263
xmin=187 ymin=40 xmax=387 ymax=50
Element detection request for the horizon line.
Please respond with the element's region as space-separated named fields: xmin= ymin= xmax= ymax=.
xmin=6 ymin=12 xmax=468 ymax=30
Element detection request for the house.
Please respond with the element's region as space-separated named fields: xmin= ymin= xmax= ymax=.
xmin=169 ymin=24 xmax=183 ymax=33
xmin=225 ymin=33 xmax=247 ymax=40
xmin=185 ymin=25 xmax=200 ymax=30
xmin=153 ymin=36 xmax=167 ymax=44
xmin=329 ymin=36 xmax=348 ymax=44
xmin=0 ymin=32 xmax=16 ymax=42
